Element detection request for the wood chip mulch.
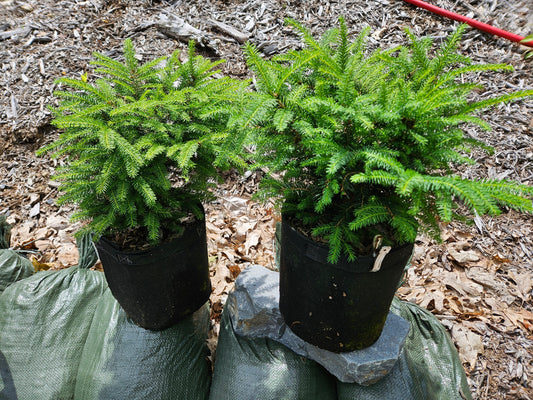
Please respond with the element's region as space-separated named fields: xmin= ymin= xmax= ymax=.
xmin=1 ymin=0 xmax=532 ymax=398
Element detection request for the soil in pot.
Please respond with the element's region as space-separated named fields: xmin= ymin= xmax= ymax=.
xmin=279 ymin=217 xmax=414 ymax=352
xmin=95 ymin=216 xmax=211 ymax=331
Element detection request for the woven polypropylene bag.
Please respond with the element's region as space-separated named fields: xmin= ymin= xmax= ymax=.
xmin=74 ymin=291 xmax=211 ymax=400
xmin=0 ymin=235 xmax=107 ymax=400
xmin=0 ymin=249 xmax=33 ymax=295
xmin=209 ymin=308 xmax=338 ymax=400
xmin=337 ymin=298 xmax=472 ymax=400
xmin=0 ymin=216 xmax=33 ymax=295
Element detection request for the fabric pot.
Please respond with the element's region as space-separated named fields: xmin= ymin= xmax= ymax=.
xmin=279 ymin=217 xmax=414 ymax=352
xmin=337 ymin=298 xmax=473 ymax=399
xmin=95 ymin=216 xmax=211 ymax=331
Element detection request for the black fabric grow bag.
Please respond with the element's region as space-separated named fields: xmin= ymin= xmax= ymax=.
xmin=279 ymin=217 xmax=414 ymax=352
xmin=95 ymin=216 xmax=211 ymax=331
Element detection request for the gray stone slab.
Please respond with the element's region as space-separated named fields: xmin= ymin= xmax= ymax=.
xmin=226 ymin=264 xmax=410 ymax=385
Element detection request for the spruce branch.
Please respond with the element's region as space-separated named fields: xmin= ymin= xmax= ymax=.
xmin=39 ymin=39 xmax=244 ymax=243
xmin=242 ymin=18 xmax=533 ymax=262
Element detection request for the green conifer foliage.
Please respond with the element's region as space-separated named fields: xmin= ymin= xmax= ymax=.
xmin=39 ymin=40 xmax=246 ymax=243
xmin=236 ymin=19 xmax=533 ymax=262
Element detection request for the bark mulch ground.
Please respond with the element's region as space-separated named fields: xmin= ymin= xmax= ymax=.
xmin=1 ymin=0 xmax=532 ymax=398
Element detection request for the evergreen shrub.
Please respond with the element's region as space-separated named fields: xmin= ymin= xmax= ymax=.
xmin=39 ymin=40 xmax=246 ymax=244
xmin=235 ymin=19 xmax=533 ymax=262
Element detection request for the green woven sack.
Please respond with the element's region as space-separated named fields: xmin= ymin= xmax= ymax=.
xmin=337 ymin=298 xmax=472 ymax=400
xmin=0 ymin=249 xmax=33 ymax=295
xmin=74 ymin=291 xmax=211 ymax=400
xmin=209 ymin=308 xmax=338 ymax=400
xmin=0 ymin=234 xmax=107 ymax=400
xmin=0 ymin=216 xmax=33 ymax=294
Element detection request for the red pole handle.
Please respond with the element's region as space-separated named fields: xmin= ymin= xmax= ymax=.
xmin=402 ymin=0 xmax=533 ymax=48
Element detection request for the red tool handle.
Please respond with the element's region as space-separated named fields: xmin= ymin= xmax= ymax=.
xmin=402 ymin=0 xmax=533 ymax=47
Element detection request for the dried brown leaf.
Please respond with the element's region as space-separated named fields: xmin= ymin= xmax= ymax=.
xmin=419 ymin=290 xmax=446 ymax=313
xmin=466 ymin=267 xmax=510 ymax=295
xmin=440 ymin=270 xmax=484 ymax=297
xmin=448 ymin=247 xmax=481 ymax=264
xmin=244 ymin=231 xmax=260 ymax=255
xmin=221 ymin=196 xmax=248 ymax=215
xmin=451 ymin=325 xmax=484 ymax=370
xmin=507 ymin=269 xmax=533 ymax=302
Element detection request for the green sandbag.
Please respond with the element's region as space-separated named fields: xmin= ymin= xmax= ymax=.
xmin=209 ymin=308 xmax=338 ymax=400
xmin=0 ymin=234 xmax=107 ymax=400
xmin=337 ymin=350 xmax=415 ymax=399
xmin=0 ymin=249 xmax=33 ymax=295
xmin=0 ymin=216 xmax=33 ymax=294
xmin=337 ymin=298 xmax=472 ymax=400
xmin=74 ymin=292 xmax=211 ymax=400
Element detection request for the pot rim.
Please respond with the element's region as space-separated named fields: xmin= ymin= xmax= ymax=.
xmin=94 ymin=216 xmax=207 ymax=266
xmin=281 ymin=216 xmax=414 ymax=274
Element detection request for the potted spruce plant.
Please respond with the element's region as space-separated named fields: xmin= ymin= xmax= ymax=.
xmin=236 ymin=19 xmax=533 ymax=352
xmin=38 ymin=39 xmax=246 ymax=330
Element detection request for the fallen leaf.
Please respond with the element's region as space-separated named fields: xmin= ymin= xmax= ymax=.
xmin=448 ymin=248 xmax=480 ymax=264
xmin=211 ymin=257 xmax=235 ymax=296
xmin=12 ymin=221 xmax=35 ymax=247
xmin=451 ymin=325 xmax=484 ymax=370
xmin=227 ymin=264 xmax=241 ymax=280
xmin=233 ymin=220 xmax=257 ymax=242
xmin=206 ymin=221 xmax=223 ymax=235
xmin=34 ymin=239 xmax=51 ymax=252
xmin=447 ymin=296 xmax=465 ymax=314
xmin=33 ymin=227 xmax=51 ymax=239
xmin=501 ymin=308 xmax=533 ymax=332
xmin=492 ymin=254 xmax=511 ymax=264
xmin=56 ymin=243 xmax=78 ymax=266
xmin=221 ymin=196 xmax=248 ymax=214
xmin=17 ymin=239 xmax=37 ymax=251
xmin=441 ymin=270 xmax=484 ymax=297
xmin=419 ymin=290 xmax=446 ymax=313
xmin=466 ymin=267 xmax=510 ymax=295
xmin=45 ymin=215 xmax=69 ymax=230
xmin=5 ymin=214 xmax=20 ymax=225
xmin=30 ymin=256 xmax=54 ymax=271
xmin=244 ymin=231 xmax=261 ymax=255
xmin=507 ymin=269 xmax=533 ymax=302
xmin=218 ymin=250 xmax=234 ymax=264
xmin=484 ymin=297 xmax=533 ymax=332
